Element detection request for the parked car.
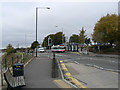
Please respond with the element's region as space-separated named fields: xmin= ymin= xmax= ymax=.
xmin=38 ymin=47 xmax=45 ymax=53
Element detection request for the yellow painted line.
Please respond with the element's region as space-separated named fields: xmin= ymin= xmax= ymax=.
xmin=71 ymin=52 xmax=81 ymax=55
xmin=71 ymin=77 xmax=87 ymax=88
xmin=65 ymin=72 xmax=71 ymax=77
xmin=53 ymin=80 xmax=73 ymax=88
xmin=61 ymin=63 xmax=69 ymax=71
xmin=60 ymin=60 xmax=63 ymax=63
xmin=60 ymin=61 xmax=88 ymax=89
xmin=112 ymin=71 xmax=118 ymax=74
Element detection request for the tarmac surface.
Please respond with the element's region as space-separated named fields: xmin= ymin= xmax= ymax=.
xmin=22 ymin=55 xmax=59 ymax=88
xmin=65 ymin=62 xmax=118 ymax=88
xmin=22 ymin=53 xmax=74 ymax=88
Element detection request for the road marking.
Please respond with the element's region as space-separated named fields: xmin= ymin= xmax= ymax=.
xmin=57 ymin=59 xmax=78 ymax=88
xmin=60 ymin=60 xmax=88 ymax=89
xmin=53 ymin=80 xmax=73 ymax=88
xmin=70 ymin=52 xmax=81 ymax=55
xmin=112 ymin=71 xmax=118 ymax=74
xmin=86 ymin=64 xmax=119 ymax=74
xmin=74 ymin=61 xmax=79 ymax=64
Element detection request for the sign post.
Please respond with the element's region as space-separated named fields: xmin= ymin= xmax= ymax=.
xmin=48 ymin=37 xmax=52 ymax=48
xmin=85 ymin=38 xmax=90 ymax=55
xmin=48 ymin=37 xmax=52 ymax=58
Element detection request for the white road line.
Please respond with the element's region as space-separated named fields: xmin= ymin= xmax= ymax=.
xmin=86 ymin=64 xmax=119 ymax=73
xmin=74 ymin=61 xmax=79 ymax=64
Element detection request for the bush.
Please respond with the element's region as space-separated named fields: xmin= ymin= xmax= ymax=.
xmin=7 ymin=49 xmax=16 ymax=55
xmin=100 ymin=45 xmax=112 ymax=50
xmin=6 ymin=44 xmax=16 ymax=55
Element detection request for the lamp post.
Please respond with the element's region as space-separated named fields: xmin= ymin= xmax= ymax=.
xmin=35 ymin=7 xmax=50 ymax=57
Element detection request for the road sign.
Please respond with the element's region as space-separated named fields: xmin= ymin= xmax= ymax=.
xmin=98 ymin=43 xmax=100 ymax=45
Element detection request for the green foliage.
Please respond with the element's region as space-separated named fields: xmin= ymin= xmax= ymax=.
xmin=92 ymin=14 xmax=118 ymax=46
xmin=54 ymin=32 xmax=65 ymax=45
xmin=31 ymin=41 xmax=40 ymax=49
xmin=6 ymin=44 xmax=16 ymax=55
xmin=42 ymin=32 xmax=65 ymax=47
xmin=69 ymin=34 xmax=80 ymax=43
xmin=79 ymin=27 xmax=87 ymax=44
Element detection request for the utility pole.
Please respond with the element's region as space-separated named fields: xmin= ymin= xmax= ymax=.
xmin=35 ymin=7 xmax=50 ymax=57
xmin=35 ymin=8 xmax=38 ymax=57
xmin=62 ymin=28 xmax=63 ymax=44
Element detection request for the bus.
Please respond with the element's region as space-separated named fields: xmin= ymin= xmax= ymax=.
xmin=51 ymin=45 xmax=65 ymax=52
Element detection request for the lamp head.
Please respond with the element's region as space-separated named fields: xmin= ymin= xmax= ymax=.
xmin=47 ymin=7 xmax=50 ymax=9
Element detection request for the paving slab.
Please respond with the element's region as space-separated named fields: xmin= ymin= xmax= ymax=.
xmin=23 ymin=55 xmax=59 ymax=88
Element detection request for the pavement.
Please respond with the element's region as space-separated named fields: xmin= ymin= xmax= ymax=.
xmin=22 ymin=53 xmax=73 ymax=88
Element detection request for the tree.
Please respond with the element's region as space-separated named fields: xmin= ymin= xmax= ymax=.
xmin=54 ymin=32 xmax=65 ymax=45
xmin=42 ymin=34 xmax=54 ymax=47
xmin=79 ymin=27 xmax=87 ymax=44
xmin=69 ymin=34 xmax=80 ymax=43
xmin=117 ymin=15 xmax=120 ymax=47
xmin=6 ymin=44 xmax=15 ymax=55
xmin=31 ymin=41 xmax=39 ymax=49
xmin=42 ymin=32 xmax=66 ymax=47
xmin=92 ymin=14 xmax=118 ymax=46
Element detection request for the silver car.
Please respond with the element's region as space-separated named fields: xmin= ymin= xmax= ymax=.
xmin=38 ymin=47 xmax=45 ymax=53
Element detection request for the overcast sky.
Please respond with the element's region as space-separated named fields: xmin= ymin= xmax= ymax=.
xmin=1 ymin=1 xmax=118 ymax=48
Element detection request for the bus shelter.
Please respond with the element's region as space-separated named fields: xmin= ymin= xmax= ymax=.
xmin=67 ymin=43 xmax=79 ymax=52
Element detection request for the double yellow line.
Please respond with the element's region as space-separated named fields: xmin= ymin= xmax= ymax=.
xmin=60 ymin=60 xmax=88 ymax=89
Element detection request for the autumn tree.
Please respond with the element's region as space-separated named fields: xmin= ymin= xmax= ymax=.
xmin=6 ymin=44 xmax=15 ymax=55
xmin=69 ymin=34 xmax=80 ymax=43
xmin=92 ymin=14 xmax=118 ymax=46
xmin=79 ymin=27 xmax=87 ymax=44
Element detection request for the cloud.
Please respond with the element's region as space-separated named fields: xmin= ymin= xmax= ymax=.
xmin=1 ymin=2 xmax=118 ymax=48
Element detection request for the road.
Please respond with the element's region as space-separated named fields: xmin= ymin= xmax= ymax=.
xmin=41 ymin=51 xmax=119 ymax=88
xmin=54 ymin=52 xmax=119 ymax=72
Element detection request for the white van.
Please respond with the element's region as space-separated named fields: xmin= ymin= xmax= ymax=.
xmin=38 ymin=47 xmax=45 ymax=53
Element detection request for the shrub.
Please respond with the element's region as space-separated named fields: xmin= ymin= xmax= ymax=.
xmin=6 ymin=44 xmax=16 ymax=55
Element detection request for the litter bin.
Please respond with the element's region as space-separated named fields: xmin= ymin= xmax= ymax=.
xmin=13 ymin=63 xmax=24 ymax=77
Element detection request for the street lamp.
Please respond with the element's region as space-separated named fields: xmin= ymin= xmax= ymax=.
xmin=35 ymin=7 xmax=50 ymax=57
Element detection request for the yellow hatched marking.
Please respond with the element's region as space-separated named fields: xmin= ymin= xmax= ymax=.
xmin=60 ymin=60 xmax=89 ymax=89
xmin=53 ymin=80 xmax=73 ymax=88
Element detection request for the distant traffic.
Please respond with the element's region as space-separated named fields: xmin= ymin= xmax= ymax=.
xmin=51 ymin=45 xmax=65 ymax=52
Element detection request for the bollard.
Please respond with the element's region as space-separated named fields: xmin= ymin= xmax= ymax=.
xmin=52 ymin=52 xmax=59 ymax=78
xmin=53 ymin=52 xmax=55 ymax=60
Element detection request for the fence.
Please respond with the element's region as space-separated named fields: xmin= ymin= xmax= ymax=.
xmin=2 ymin=52 xmax=34 ymax=69
xmin=1 ymin=51 xmax=34 ymax=87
